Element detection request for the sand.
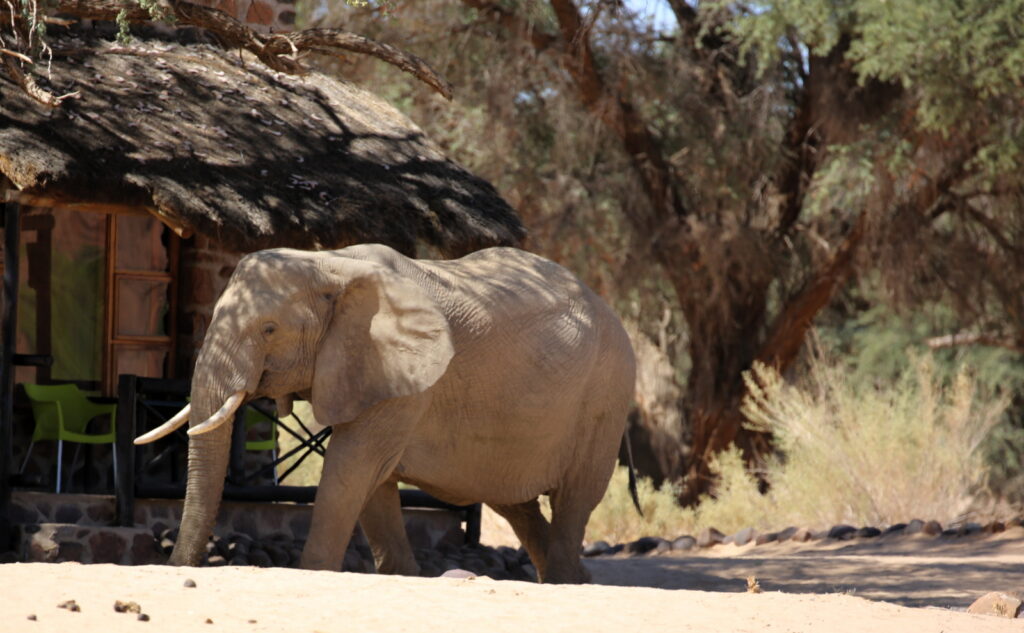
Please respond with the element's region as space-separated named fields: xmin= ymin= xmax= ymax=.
xmin=2 ymin=528 xmax=1022 ymax=633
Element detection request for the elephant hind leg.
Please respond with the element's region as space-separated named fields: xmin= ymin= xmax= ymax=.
xmin=543 ymin=487 xmax=595 ymax=584
xmin=489 ymin=500 xmax=550 ymax=581
xmin=360 ymin=481 xmax=421 ymax=576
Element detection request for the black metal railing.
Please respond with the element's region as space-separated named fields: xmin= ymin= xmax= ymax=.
xmin=114 ymin=374 xmax=480 ymax=543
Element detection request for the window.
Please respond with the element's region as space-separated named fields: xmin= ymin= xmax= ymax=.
xmin=1 ymin=206 xmax=179 ymax=394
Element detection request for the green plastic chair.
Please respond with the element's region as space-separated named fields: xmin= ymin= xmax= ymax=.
xmin=244 ymin=405 xmax=279 ymax=484
xmin=20 ymin=383 xmax=118 ymax=493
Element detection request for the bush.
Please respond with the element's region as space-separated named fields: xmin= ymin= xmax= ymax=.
xmin=740 ymin=354 xmax=1007 ymax=528
xmin=580 ymin=352 xmax=1008 ymax=545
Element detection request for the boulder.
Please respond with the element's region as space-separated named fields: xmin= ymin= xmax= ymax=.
xmin=966 ymin=592 xmax=1023 ymax=619
xmin=696 ymin=528 xmax=725 ymax=548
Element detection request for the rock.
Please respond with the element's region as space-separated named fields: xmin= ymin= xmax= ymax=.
xmin=776 ymin=526 xmax=798 ymax=541
xmin=228 ymin=554 xmax=249 ymax=566
xmin=922 ymin=520 xmax=943 ymax=536
xmin=159 ymin=538 xmax=175 ymax=554
xmin=828 ymin=525 xmax=857 ymax=540
xmin=696 ymin=528 xmax=725 ymax=548
xmin=263 ymin=543 xmax=290 ymax=567
xmin=904 ymin=519 xmax=926 ymax=535
xmin=966 ymin=591 xmax=1023 ymax=618
xmin=956 ymin=522 xmax=983 ymax=537
xmin=521 ymin=564 xmax=537 ymax=581
xmin=184 ymin=579 xmax=197 ymax=588
xmin=114 ymin=600 xmax=142 ymax=614
xmin=138 ymin=613 xmax=150 ymax=622
xmin=605 ymin=544 xmax=625 ymax=555
xmin=754 ymin=532 xmax=778 ymax=546
xmin=790 ymin=528 xmax=813 ymax=542
xmin=583 ymin=541 xmax=610 ymax=557
xmin=342 ymin=549 xmax=364 ymax=573
xmin=624 ymin=537 xmax=665 ymax=555
xmin=1007 ymin=517 xmax=1024 ymax=529
xmin=206 ymin=555 xmax=227 ymax=567
xmin=418 ymin=563 xmax=440 ymax=577
xmin=441 ymin=568 xmax=477 ymax=579
xmin=671 ymin=536 xmax=697 ymax=551
xmin=731 ymin=528 xmax=757 ymax=546
xmin=652 ymin=539 xmax=672 ymax=555
xmin=856 ymin=527 xmax=881 ymax=538
xmin=882 ymin=523 xmax=907 ymax=536
xmin=248 ymin=549 xmax=273 ymax=568
xmin=985 ymin=521 xmax=1006 ymax=534
xmin=89 ymin=531 xmax=126 ymax=564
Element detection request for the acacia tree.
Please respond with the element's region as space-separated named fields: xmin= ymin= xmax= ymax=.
xmin=319 ymin=0 xmax=1024 ymax=503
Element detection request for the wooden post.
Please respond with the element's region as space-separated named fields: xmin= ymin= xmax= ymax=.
xmin=0 ymin=201 xmax=21 ymax=550
xmin=115 ymin=374 xmax=138 ymax=527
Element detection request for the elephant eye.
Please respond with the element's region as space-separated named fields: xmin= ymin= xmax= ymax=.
xmin=261 ymin=322 xmax=277 ymax=337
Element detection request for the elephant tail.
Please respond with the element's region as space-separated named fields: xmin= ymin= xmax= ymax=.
xmin=622 ymin=432 xmax=643 ymax=517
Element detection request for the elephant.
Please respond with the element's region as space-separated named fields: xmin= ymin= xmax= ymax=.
xmin=135 ymin=244 xmax=636 ymax=583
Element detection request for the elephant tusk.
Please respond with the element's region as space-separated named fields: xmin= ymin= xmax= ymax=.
xmin=187 ymin=391 xmax=246 ymax=437
xmin=134 ymin=404 xmax=191 ymax=445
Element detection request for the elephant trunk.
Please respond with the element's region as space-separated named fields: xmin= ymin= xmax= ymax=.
xmin=168 ymin=329 xmax=259 ymax=566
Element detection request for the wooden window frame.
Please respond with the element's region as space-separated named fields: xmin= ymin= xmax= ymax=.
xmin=102 ymin=214 xmax=181 ymax=394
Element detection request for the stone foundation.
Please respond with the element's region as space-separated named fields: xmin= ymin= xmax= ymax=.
xmin=9 ymin=491 xmax=465 ymax=566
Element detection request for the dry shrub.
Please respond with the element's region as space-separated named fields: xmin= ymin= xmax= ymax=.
xmin=741 ymin=354 xmax=1007 ymax=528
xmin=584 ymin=465 xmax=697 ymax=544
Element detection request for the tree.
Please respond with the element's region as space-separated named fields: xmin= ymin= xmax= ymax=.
xmin=317 ymin=0 xmax=1024 ymax=504
xmin=0 ymin=0 xmax=451 ymax=106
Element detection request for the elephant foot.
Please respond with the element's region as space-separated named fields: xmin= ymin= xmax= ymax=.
xmin=375 ymin=556 xmax=421 ymax=577
xmin=540 ymin=559 xmax=591 ymax=584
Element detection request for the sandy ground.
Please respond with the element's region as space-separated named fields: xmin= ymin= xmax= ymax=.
xmin=2 ymin=528 xmax=1022 ymax=633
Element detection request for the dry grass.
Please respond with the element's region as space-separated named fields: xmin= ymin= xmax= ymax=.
xmin=739 ymin=354 xmax=1006 ymax=528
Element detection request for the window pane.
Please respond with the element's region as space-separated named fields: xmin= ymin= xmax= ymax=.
xmin=116 ymin=278 xmax=169 ymax=337
xmin=113 ymin=346 xmax=168 ymax=379
xmin=13 ymin=208 xmax=106 ymax=383
xmin=116 ymin=214 xmax=168 ymax=272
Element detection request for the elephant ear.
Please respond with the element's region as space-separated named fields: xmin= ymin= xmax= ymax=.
xmin=312 ymin=260 xmax=454 ymax=425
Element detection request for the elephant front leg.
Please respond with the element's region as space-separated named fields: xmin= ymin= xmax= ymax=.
xmin=359 ymin=481 xmax=420 ymax=576
xmin=299 ymin=423 xmax=408 ymax=572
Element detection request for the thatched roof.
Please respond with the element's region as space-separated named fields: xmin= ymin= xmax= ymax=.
xmin=0 ymin=35 xmax=524 ymax=256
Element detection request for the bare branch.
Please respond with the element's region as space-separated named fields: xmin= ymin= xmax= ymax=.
xmin=0 ymin=47 xmax=31 ymax=63
xmin=3 ymin=57 xmax=79 ymax=107
xmin=271 ymin=29 xmax=452 ymax=100
xmin=34 ymin=0 xmax=452 ymax=99
xmin=927 ymin=331 xmax=1024 ymax=354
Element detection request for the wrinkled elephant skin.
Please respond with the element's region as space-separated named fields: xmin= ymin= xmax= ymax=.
xmin=155 ymin=244 xmax=636 ymax=584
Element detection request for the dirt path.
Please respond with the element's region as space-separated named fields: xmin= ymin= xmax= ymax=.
xmin=585 ymin=528 xmax=1024 ymax=609
xmin=2 ymin=529 xmax=1022 ymax=633
xmin=0 ymin=561 xmax=1020 ymax=633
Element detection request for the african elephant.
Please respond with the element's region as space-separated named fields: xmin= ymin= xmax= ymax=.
xmin=135 ymin=244 xmax=636 ymax=583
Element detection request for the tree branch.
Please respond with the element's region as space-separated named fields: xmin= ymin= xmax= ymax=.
xmin=26 ymin=0 xmax=452 ymax=100
xmin=3 ymin=57 xmax=80 ymax=107
xmin=926 ymin=331 xmax=1024 ymax=354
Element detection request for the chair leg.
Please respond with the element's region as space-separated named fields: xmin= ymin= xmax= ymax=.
xmin=111 ymin=446 xmax=119 ymax=494
xmin=271 ymin=448 xmax=279 ymax=485
xmin=56 ymin=440 xmax=64 ymax=494
xmin=19 ymin=440 xmax=36 ymax=475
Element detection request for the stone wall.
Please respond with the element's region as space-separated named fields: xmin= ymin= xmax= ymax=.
xmin=177 ymin=235 xmax=243 ymax=375
xmin=10 ymin=491 xmax=466 ymax=567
